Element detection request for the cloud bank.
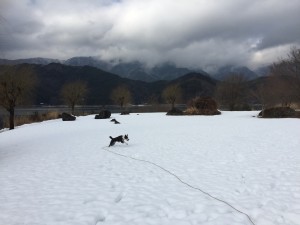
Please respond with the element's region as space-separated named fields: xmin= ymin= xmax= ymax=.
xmin=1 ymin=0 xmax=300 ymax=70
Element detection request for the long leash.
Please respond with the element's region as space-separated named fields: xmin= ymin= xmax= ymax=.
xmin=102 ymin=146 xmax=256 ymax=225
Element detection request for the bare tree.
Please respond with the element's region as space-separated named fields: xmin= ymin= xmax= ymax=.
xmin=162 ymin=83 xmax=182 ymax=109
xmin=269 ymin=76 xmax=297 ymax=107
xmin=250 ymin=82 xmax=273 ymax=109
xmin=61 ymin=81 xmax=88 ymax=115
xmin=270 ymin=47 xmax=300 ymax=101
xmin=214 ymin=73 xmax=248 ymax=111
xmin=110 ymin=85 xmax=132 ymax=109
xmin=290 ymin=47 xmax=300 ymax=100
xmin=0 ymin=65 xmax=36 ymax=129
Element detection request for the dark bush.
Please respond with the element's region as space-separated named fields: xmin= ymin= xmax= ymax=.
xmin=166 ymin=107 xmax=183 ymax=115
xmin=258 ymin=107 xmax=298 ymax=118
xmin=186 ymin=97 xmax=221 ymax=115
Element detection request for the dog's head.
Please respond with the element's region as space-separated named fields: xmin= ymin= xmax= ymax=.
xmin=124 ymin=134 xmax=129 ymax=141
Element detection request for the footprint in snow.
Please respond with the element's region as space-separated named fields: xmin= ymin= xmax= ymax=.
xmin=95 ymin=214 xmax=106 ymax=224
xmin=114 ymin=192 xmax=124 ymax=203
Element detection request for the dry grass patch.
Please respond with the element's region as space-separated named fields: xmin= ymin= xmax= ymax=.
xmin=2 ymin=111 xmax=61 ymax=128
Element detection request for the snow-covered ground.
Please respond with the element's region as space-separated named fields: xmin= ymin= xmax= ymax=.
xmin=0 ymin=111 xmax=299 ymax=225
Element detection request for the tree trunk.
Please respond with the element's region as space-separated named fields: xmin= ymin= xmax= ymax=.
xmin=171 ymin=101 xmax=175 ymax=109
xmin=9 ymin=108 xmax=15 ymax=130
xmin=71 ymin=104 xmax=75 ymax=115
xmin=120 ymin=97 xmax=125 ymax=109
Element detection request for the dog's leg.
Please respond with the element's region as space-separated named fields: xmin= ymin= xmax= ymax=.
xmin=109 ymin=140 xmax=115 ymax=147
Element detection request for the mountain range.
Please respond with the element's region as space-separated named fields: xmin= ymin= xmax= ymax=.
xmin=0 ymin=57 xmax=269 ymax=81
xmin=0 ymin=63 xmax=218 ymax=106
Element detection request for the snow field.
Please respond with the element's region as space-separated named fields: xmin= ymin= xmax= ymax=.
xmin=0 ymin=111 xmax=300 ymax=225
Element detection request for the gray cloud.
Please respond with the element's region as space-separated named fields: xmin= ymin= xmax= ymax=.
xmin=0 ymin=0 xmax=300 ymax=70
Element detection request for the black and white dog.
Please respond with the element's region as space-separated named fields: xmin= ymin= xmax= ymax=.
xmin=109 ymin=134 xmax=129 ymax=147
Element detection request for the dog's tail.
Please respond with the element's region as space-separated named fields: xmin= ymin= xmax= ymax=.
xmin=109 ymin=136 xmax=113 ymax=139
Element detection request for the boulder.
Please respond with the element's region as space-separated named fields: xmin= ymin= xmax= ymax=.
xmin=95 ymin=110 xmax=111 ymax=119
xmin=61 ymin=112 xmax=76 ymax=121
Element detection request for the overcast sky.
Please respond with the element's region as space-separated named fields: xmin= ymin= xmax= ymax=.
xmin=0 ymin=0 xmax=300 ymax=71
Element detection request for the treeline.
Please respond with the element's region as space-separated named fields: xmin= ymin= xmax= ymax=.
xmin=215 ymin=47 xmax=300 ymax=110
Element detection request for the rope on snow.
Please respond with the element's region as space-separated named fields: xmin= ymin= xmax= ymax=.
xmin=102 ymin=146 xmax=256 ymax=225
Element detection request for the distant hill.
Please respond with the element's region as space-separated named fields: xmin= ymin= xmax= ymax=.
xmin=64 ymin=57 xmax=112 ymax=71
xmin=110 ymin=61 xmax=157 ymax=81
xmin=0 ymin=63 xmax=217 ymax=106
xmin=64 ymin=58 xmax=208 ymax=82
xmin=0 ymin=57 xmax=62 ymax=65
xmin=0 ymin=57 xmax=270 ymax=82
xmin=0 ymin=57 xmax=201 ymax=81
xmin=254 ymin=66 xmax=271 ymax=77
xmin=57 ymin=57 xmax=269 ymax=82
xmin=213 ymin=65 xmax=259 ymax=80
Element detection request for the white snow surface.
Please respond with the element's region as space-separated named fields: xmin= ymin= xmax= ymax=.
xmin=0 ymin=111 xmax=300 ymax=225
